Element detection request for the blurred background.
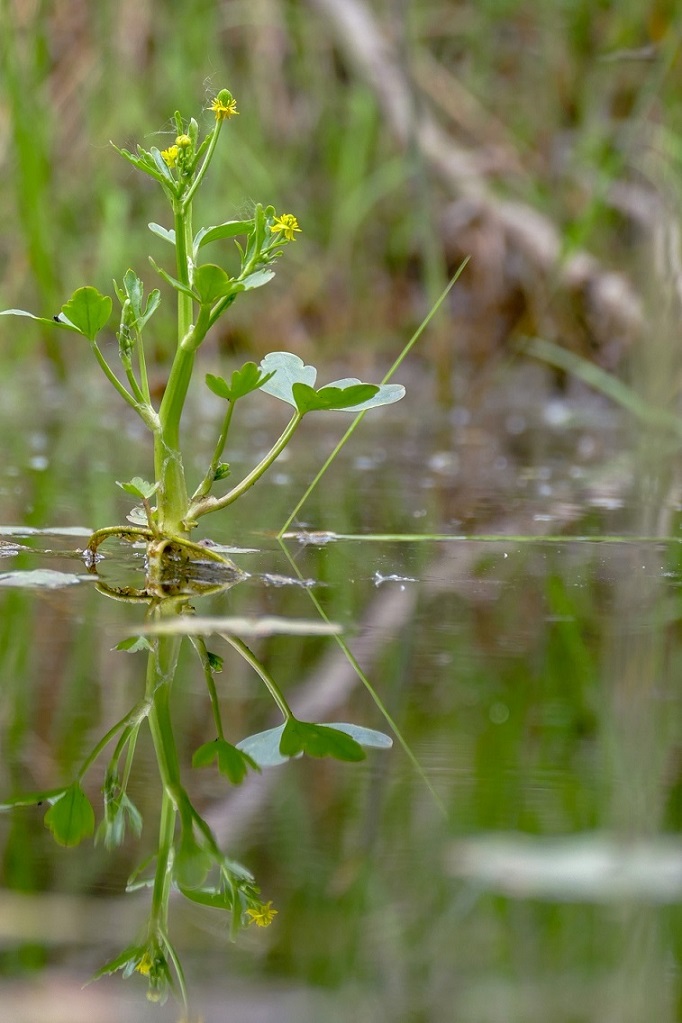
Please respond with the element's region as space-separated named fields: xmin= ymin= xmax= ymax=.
xmin=2 ymin=0 xmax=678 ymax=386
xmin=3 ymin=3 xmax=682 ymax=1023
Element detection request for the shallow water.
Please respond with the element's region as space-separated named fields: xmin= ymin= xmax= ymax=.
xmin=1 ymin=363 xmax=682 ymax=1022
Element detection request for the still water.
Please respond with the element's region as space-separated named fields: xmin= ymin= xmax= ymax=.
xmin=1 ymin=362 xmax=682 ymax=1022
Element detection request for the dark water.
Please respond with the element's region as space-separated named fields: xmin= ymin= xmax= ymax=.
xmin=1 ymin=364 xmax=682 ymax=1022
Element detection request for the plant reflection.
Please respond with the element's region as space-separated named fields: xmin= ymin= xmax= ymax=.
xmin=1 ymin=555 xmax=392 ymax=1014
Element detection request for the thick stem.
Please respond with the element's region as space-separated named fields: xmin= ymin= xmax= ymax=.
xmin=154 ymin=201 xmax=195 ymax=535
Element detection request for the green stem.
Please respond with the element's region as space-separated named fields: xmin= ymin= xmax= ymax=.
xmin=162 ymin=933 xmax=189 ymax=1015
xmin=91 ymin=340 xmax=160 ymax=431
xmin=150 ymin=787 xmax=176 ymax=929
xmin=76 ymin=701 xmax=149 ymax=782
xmin=189 ymin=410 xmax=302 ymax=521
xmin=154 ymin=200 xmax=196 ymax=535
xmin=136 ymin=328 xmax=152 ymax=404
xmin=182 ymin=122 xmax=222 ymax=211
xmin=222 ymin=635 xmax=293 ymax=720
xmin=190 ymin=400 xmax=235 ymax=504
xmin=191 ymin=636 xmax=225 ymax=738
xmin=146 ymin=635 xmax=183 ymax=785
xmin=120 ymin=722 xmax=141 ymax=789
xmin=90 ymin=341 xmax=139 ymax=410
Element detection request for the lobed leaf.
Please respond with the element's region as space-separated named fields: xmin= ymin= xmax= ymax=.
xmin=292 ymin=381 xmax=379 ymax=414
xmin=193 ymin=264 xmax=235 ymax=305
xmin=116 ymin=476 xmax=159 ymax=500
xmin=324 ymin=378 xmax=406 ymax=411
xmin=325 ymin=722 xmax=393 ymax=749
xmin=148 ymin=222 xmax=176 ymax=245
xmin=259 ymin=353 xmax=405 ymax=412
xmin=259 ymin=352 xmax=317 ymax=406
xmin=61 ymin=287 xmax=113 ymax=341
xmin=206 ymin=362 xmax=275 ymax=402
xmin=115 ymin=636 xmax=153 ymax=653
xmin=238 ymin=719 xmax=382 ymax=766
xmin=192 ymin=738 xmax=259 ymax=785
xmin=237 ymin=724 xmax=289 ymax=767
xmin=44 ymin=782 xmax=95 ymax=847
xmin=280 ymin=719 xmax=366 ymax=762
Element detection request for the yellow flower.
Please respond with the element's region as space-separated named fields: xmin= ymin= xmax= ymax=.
xmin=161 ymin=145 xmax=179 ymax=168
xmin=210 ymin=92 xmax=239 ymax=121
xmin=246 ymin=900 xmax=278 ymax=927
xmin=135 ymin=951 xmax=154 ymax=976
xmin=270 ymin=213 xmax=301 ymax=242
xmin=175 ymin=134 xmax=192 ymax=148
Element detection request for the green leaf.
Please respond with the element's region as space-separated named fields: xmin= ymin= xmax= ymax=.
xmin=116 ymin=476 xmax=159 ymax=500
xmin=119 ymin=269 xmax=161 ymax=332
xmin=44 ymin=782 xmax=95 ymax=847
xmin=96 ymin=788 xmax=143 ymax=850
xmin=148 ymin=257 xmax=197 ymax=299
xmin=324 ymin=378 xmax=406 ymax=411
xmin=325 ymin=722 xmax=393 ymax=749
xmin=205 ymin=373 xmax=232 ymax=400
xmin=122 ymin=268 xmax=143 ymax=315
xmin=206 ymin=362 xmax=276 ymax=403
xmin=259 ymin=353 xmax=405 ymax=412
xmin=206 ymin=650 xmax=224 ymax=672
xmin=259 ymin=352 xmax=317 ymax=406
xmin=237 ymin=724 xmax=289 ymax=766
xmin=111 ymin=143 xmax=166 ymax=184
xmin=237 ymin=718 xmax=389 ymax=767
xmin=292 ymin=381 xmax=379 ymax=414
xmin=148 ymin=222 xmax=176 ymax=245
xmin=115 ymin=635 xmax=153 ymax=653
xmin=192 ymin=738 xmax=259 ymax=784
xmin=229 ymin=361 xmax=276 ymax=398
xmin=60 ymin=287 xmax=112 ymax=341
xmin=280 ymin=719 xmax=366 ymax=762
xmin=139 ymin=289 xmax=161 ymax=330
xmin=149 ymin=146 xmax=176 ymax=186
xmin=90 ymin=942 xmax=147 ymax=981
xmin=177 ymin=885 xmax=234 ymax=911
xmin=0 ymin=308 xmax=81 ymax=334
xmin=174 ymin=832 xmax=211 ymax=889
xmin=193 ymin=264 xmax=235 ymax=305
xmin=194 ymin=220 xmax=253 ymax=253
xmin=241 ymin=267 xmax=275 ymax=291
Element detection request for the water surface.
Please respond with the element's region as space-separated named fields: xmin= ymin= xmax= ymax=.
xmin=1 ymin=363 xmax=681 ymax=1022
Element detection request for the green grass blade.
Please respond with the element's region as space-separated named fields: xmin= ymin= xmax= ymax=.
xmin=520 ymin=335 xmax=682 ymax=438
xmin=278 ymin=260 xmax=469 ymax=537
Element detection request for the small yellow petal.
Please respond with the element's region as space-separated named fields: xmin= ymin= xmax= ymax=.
xmin=135 ymin=951 xmax=153 ymax=976
xmin=270 ymin=213 xmax=301 ymax=242
xmin=210 ymin=92 xmax=239 ymax=121
xmin=246 ymin=900 xmax=278 ymax=927
xmin=161 ymin=145 xmax=179 ymax=168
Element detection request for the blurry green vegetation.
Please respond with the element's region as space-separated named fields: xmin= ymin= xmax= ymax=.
xmin=0 ymin=0 xmax=680 ymax=378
